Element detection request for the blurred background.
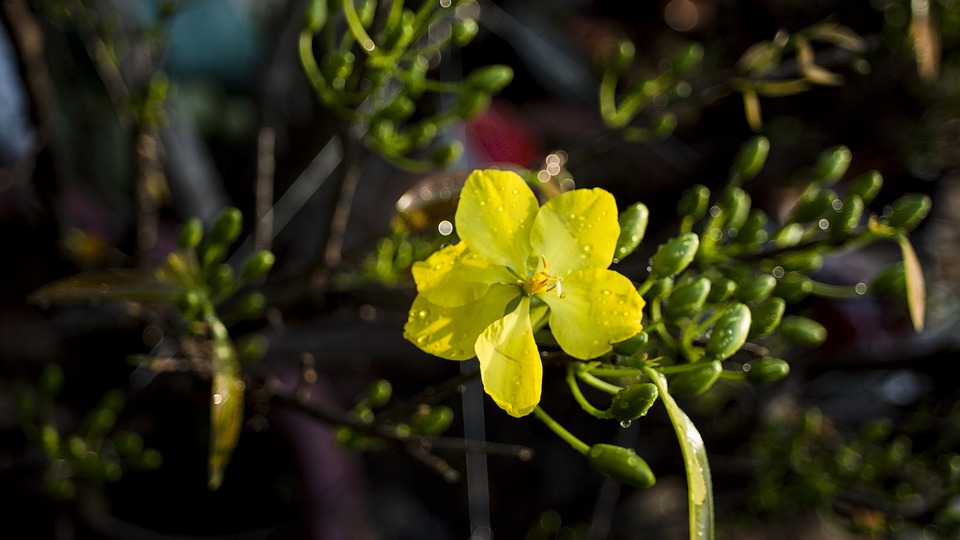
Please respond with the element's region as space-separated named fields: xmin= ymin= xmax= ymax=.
xmin=2 ymin=0 xmax=960 ymax=538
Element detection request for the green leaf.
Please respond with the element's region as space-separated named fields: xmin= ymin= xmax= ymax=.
xmin=643 ymin=368 xmax=714 ymax=540
xmin=898 ymin=234 xmax=926 ymax=332
xmin=206 ymin=315 xmax=244 ymax=490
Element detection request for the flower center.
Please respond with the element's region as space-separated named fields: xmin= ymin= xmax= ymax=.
xmin=522 ymin=255 xmax=564 ymax=298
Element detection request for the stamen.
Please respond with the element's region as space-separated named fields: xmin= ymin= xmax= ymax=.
xmin=522 ymin=256 xmax=564 ymax=298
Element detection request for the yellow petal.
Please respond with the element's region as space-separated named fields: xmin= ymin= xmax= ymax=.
xmin=475 ymin=297 xmax=542 ymax=417
xmin=530 ymin=188 xmax=619 ymax=274
xmin=412 ymin=242 xmax=516 ymax=307
xmin=404 ymin=283 xmax=519 ymax=360
xmin=540 ymin=268 xmax=644 ymax=359
xmin=455 ymin=170 xmax=540 ymax=273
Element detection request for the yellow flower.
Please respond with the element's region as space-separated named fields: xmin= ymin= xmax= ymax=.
xmin=404 ymin=169 xmax=644 ymax=417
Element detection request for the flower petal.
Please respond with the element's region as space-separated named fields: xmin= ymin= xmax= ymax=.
xmin=540 ymin=268 xmax=644 ymax=359
xmin=404 ymin=284 xmax=519 ymax=360
xmin=455 ymin=170 xmax=540 ymax=273
xmin=475 ymin=297 xmax=542 ymax=417
xmin=530 ymin=188 xmax=619 ymax=274
xmin=412 ymin=242 xmax=517 ymax=307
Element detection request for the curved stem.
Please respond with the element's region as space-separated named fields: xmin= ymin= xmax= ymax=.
xmin=565 ymin=365 xmax=612 ymax=419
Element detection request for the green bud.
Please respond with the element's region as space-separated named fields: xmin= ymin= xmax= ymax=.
xmin=719 ymin=187 xmax=751 ymax=231
xmin=233 ymin=292 xmax=266 ymax=320
xmin=609 ymin=383 xmax=659 ymax=422
xmin=649 ymin=233 xmax=699 ymax=279
xmin=614 ymin=202 xmax=649 ymax=262
xmin=737 ymin=274 xmax=776 ymax=303
xmin=653 ymin=112 xmax=677 ymax=136
xmin=587 ymin=444 xmax=656 ymax=488
xmin=431 ymin=140 xmax=463 ymax=166
xmin=113 ymin=431 xmax=144 ymax=458
xmin=707 ymin=277 xmax=738 ymax=303
xmin=672 ymin=42 xmax=704 ymax=73
xmin=208 ymin=264 xmax=235 ymax=295
xmin=847 ymin=170 xmax=883 ymax=204
xmin=177 ymin=218 xmax=203 ymax=250
xmin=748 ymin=296 xmax=786 ymax=340
xmin=645 ymin=277 xmax=674 ymax=300
xmin=735 ymin=210 xmax=768 ymax=246
xmin=201 ymin=244 xmax=228 ymax=272
xmin=237 ymin=333 xmax=269 ymax=364
xmin=208 ymin=207 xmax=243 ymax=246
xmin=664 ymin=277 xmax=711 ymax=320
xmin=884 ymin=193 xmax=931 ymax=230
xmin=363 ymin=380 xmax=393 ymax=408
xmin=792 ymin=189 xmax=838 ymax=223
xmin=813 ymin=145 xmax=852 ymax=184
xmin=745 ymin=357 xmax=790 ymax=383
xmin=40 ymin=424 xmax=60 ymax=454
xmin=705 ymin=303 xmax=751 ymax=361
xmin=177 ymin=290 xmax=204 ymax=319
xmin=465 ymin=65 xmax=513 ymax=93
xmin=456 ymin=89 xmax=491 ymax=119
xmin=669 ymin=360 xmax=722 ymax=398
xmin=612 ymin=39 xmax=636 ymax=73
xmin=407 ymin=121 xmax=438 ymax=147
xmin=776 ymin=251 xmax=825 ymax=274
xmin=773 ymin=271 xmax=813 ymax=302
xmin=778 ymin=315 xmax=827 ymax=346
xmin=410 ymin=405 xmax=454 ymax=435
xmin=830 ymin=195 xmax=864 ymax=239
xmin=304 ymin=0 xmax=327 ymax=32
xmin=451 ymin=18 xmax=478 ymax=47
xmin=771 ymin=223 xmax=804 ymax=248
xmin=40 ymin=364 xmax=64 ymax=396
xmin=241 ymin=250 xmax=275 ymax=281
xmin=860 ymin=418 xmax=893 ymax=442
xmin=613 ymin=332 xmax=648 ymax=356
xmin=677 ymin=185 xmax=710 ymax=219
xmin=731 ymin=135 xmax=770 ymax=183
xmin=380 ymin=95 xmax=416 ymax=122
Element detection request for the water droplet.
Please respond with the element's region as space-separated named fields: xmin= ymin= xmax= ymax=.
xmin=832 ymin=199 xmax=843 ymax=211
xmin=583 ymin=245 xmax=592 ymax=252
xmin=602 ymin=289 xmax=612 ymax=295
xmin=612 ymin=257 xmax=620 ymax=264
xmin=497 ymin=205 xmax=504 ymax=212
xmin=418 ymin=309 xmax=430 ymax=319
xmin=855 ymin=282 xmax=867 ymax=295
xmin=620 ymin=420 xmax=632 ymax=428
xmin=416 ymin=335 xmax=427 ymax=344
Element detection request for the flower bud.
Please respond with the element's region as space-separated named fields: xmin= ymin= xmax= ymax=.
xmin=744 ymin=357 xmax=790 ymax=383
xmin=609 ymin=383 xmax=658 ymax=422
xmin=236 ymin=333 xmax=269 ymax=365
xmin=208 ymin=264 xmax=235 ymax=296
xmin=232 ymin=292 xmax=265 ymax=320
xmin=664 ymin=277 xmax=711 ymax=320
xmin=773 ymin=271 xmax=813 ymax=302
xmin=178 ymin=218 xmax=203 ymax=250
xmin=380 ymin=95 xmax=416 ymax=122
xmin=613 ymin=332 xmax=648 ymax=356
xmin=705 ymin=303 xmax=751 ymax=361
xmin=719 ymin=187 xmax=751 ymax=231
xmin=241 ymin=250 xmax=275 ymax=281
xmin=614 ymin=202 xmax=649 ymax=262
xmin=813 ymin=145 xmax=851 ymax=184
xmin=363 ymin=380 xmax=393 ymax=408
xmin=465 ymin=65 xmax=514 ymax=93
xmin=611 ymin=40 xmax=636 ymax=73
xmin=884 ymin=193 xmax=931 ymax=231
xmin=677 ymin=185 xmax=710 ymax=219
xmin=456 ymin=89 xmax=491 ymax=119
xmin=672 ymin=42 xmax=704 ymax=73
xmin=735 ymin=209 xmax=768 ymax=246
xmin=846 ymin=170 xmax=883 ymax=204
xmin=304 ymin=0 xmax=327 ymax=32
xmin=830 ymin=195 xmax=864 ymax=239
xmin=40 ymin=364 xmax=64 ymax=396
xmin=737 ymin=274 xmax=775 ymax=303
xmin=645 ymin=277 xmax=674 ymax=300
xmin=452 ymin=18 xmax=478 ymax=47
xmin=706 ymin=282 xmax=736 ymax=309
xmin=208 ymin=207 xmax=243 ymax=246
xmin=776 ymin=251 xmax=824 ymax=274
xmin=748 ymin=296 xmax=786 ymax=340
xmin=587 ymin=444 xmax=656 ymax=488
xmin=669 ymin=360 xmax=722 ymax=398
xmin=411 ymin=405 xmax=454 ymax=435
xmin=869 ymin=262 xmax=905 ymax=296
xmin=771 ymin=223 xmax=804 ymax=248
xmin=778 ymin=315 xmax=827 ymax=346
xmin=178 ymin=290 xmax=204 ymax=319
xmin=792 ymin=189 xmax=838 ymax=223
xmin=431 ymin=140 xmax=463 ymax=166
xmin=731 ymin=135 xmax=770 ymax=183
xmin=649 ymin=233 xmax=699 ymax=279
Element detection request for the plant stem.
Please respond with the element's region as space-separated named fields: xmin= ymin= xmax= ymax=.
xmin=533 ymin=406 xmax=590 ymax=455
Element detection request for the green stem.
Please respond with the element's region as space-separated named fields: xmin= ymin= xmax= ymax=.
xmin=809 ymin=280 xmax=866 ymax=299
xmin=342 ymin=0 xmax=377 ymax=53
xmin=577 ymin=370 xmax=623 ymax=395
xmin=565 ymin=365 xmax=612 ymax=420
xmin=533 ymin=406 xmax=590 ymax=455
